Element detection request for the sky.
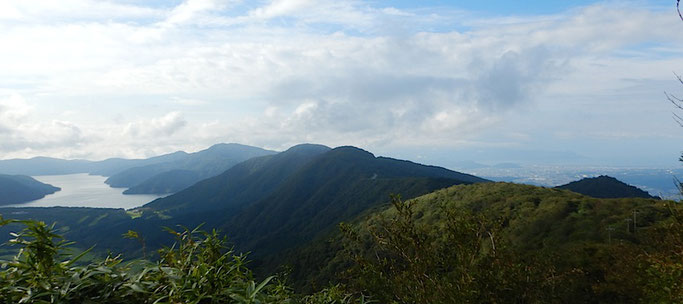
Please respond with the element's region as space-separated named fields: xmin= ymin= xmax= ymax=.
xmin=0 ymin=0 xmax=682 ymax=168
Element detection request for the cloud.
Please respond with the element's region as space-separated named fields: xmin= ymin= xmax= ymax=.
xmin=473 ymin=47 xmax=560 ymax=110
xmin=248 ymin=0 xmax=315 ymax=19
xmin=0 ymin=93 xmax=32 ymax=126
xmin=269 ymin=0 xmax=370 ymax=24
xmin=124 ymin=111 xmax=188 ymax=138
xmin=171 ymin=97 xmax=209 ymax=106
xmin=0 ymin=1 xmax=680 ymax=163
xmin=162 ymin=0 xmax=227 ymax=27
xmin=0 ymin=93 xmax=92 ymax=156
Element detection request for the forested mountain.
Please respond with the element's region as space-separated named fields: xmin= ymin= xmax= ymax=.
xmin=0 ymin=174 xmax=60 ymax=205
xmin=0 ymin=143 xmax=275 ymax=196
xmin=220 ymin=146 xmax=487 ymax=257
xmin=106 ymin=143 xmax=277 ymax=194
xmin=556 ymin=175 xmax=658 ymax=199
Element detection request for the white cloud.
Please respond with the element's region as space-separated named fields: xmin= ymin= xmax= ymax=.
xmin=0 ymin=93 xmax=94 ymax=157
xmin=248 ymin=0 xmax=314 ymax=19
xmin=0 ymin=93 xmax=33 ymax=126
xmin=124 ymin=111 xmax=188 ymax=138
xmin=162 ymin=0 xmax=227 ymax=27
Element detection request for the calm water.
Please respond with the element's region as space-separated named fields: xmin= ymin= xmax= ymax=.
xmin=5 ymin=174 xmax=165 ymax=209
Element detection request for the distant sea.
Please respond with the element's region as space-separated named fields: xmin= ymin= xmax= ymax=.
xmin=4 ymin=174 xmax=164 ymax=209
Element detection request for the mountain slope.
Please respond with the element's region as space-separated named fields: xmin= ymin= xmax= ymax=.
xmin=283 ymin=182 xmax=674 ymax=297
xmin=555 ymin=175 xmax=658 ymax=199
xmin=140 ymin=144 xmax=331 ymax=215
xmin=123 ymin=170 xmax=200 ymax=194
xmin=0 ymin=175 xmax=61 ymax=205
xmin=105 ymin=143 xmax=276 ymax=193
xmin=221 ymin=146 xmax=488 ymax=257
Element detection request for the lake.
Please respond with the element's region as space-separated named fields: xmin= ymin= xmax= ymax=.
xmin=5 ymin=174 xmax=165 ymax=209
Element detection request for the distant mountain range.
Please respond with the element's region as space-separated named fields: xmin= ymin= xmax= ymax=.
xmin=0 ymin=151 xmax=188 ymax=176
xmin=107 ymin=143 xmax=277 ymax=194
xmin=0 ymin=143 xmax=277 ymax=195
xmin=0 ymin=174 xmax=60 ymax=205
xmin=555 ymin=175 xmax=659 ymax=199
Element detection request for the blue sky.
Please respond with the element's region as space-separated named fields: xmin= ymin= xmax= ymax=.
xmin=0 ymin=0 xmax=681 ymax=169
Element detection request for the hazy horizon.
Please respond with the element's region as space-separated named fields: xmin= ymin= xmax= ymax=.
xmin=1 ymin=141 xmax=680 ymax=171
xmin=1 ymin=0 xmax=682 ymax=168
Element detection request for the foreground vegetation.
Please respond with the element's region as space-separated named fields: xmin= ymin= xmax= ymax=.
xmin=0 ymin=182 xmax=681 ymax=303
xmin=0 ymin=218 xmax=375 ymax=303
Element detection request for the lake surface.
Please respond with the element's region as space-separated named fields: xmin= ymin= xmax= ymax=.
xmin=5 ymin=174 xmax=165 ymax=209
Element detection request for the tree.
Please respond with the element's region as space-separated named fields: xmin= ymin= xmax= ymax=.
xmin=667 ymin=1 xmax=683 ymax=194
xmin=666 ymin=74 xmax=683 ymax=196
xmin=666 ymin=74 xmax=683 ymax=128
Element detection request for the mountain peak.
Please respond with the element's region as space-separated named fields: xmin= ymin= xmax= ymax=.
xmin=207 ymin=143 xmax=250 ymax=149
xmin=283 ymin=144 xmax=331 ymax=154
xmin=327 ymin=146 xmax=375 ymax=159
xmin=203 ymin=143 xmax=268 ymax=152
